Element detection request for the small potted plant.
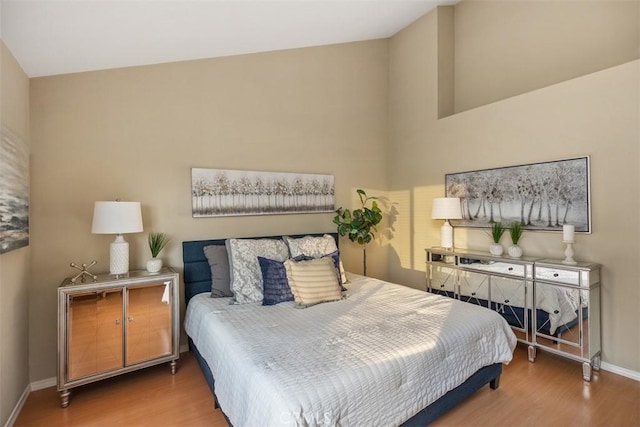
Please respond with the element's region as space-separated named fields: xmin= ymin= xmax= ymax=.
xmin=508 ymin=222 xmax=523 ymax=258
xmin=488 ymin=221 xmax=505 ymax=256
xmin=147 ymin=232 xmax=169 ymax=273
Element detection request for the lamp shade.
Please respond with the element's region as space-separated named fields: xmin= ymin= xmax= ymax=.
xmin=431 ymin=197 xmax=462 ymax=220
xmin=91 ymin=201 xmax=143 ymax=234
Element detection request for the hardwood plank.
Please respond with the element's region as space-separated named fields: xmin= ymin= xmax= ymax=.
xmin=432 ymin=346 xmax=640 ymax=427
xmin=15 ymin=345 xmax=640 ymax=426
xmin=14 ymin=352 xmax=225 ymax=427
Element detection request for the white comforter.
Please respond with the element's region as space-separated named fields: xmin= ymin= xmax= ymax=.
xmin=184 ymin=274 xmax=516 ymax=427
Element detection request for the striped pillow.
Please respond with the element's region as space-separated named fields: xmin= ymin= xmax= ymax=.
xmin=284 ymin=257 xmax=344 ymax=308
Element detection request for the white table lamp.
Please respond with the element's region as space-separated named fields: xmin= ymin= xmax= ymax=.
xmin=431 ymin=197 xmax=462 ymax=250
xmin=92 ymin=201 xmax=143 ymax=276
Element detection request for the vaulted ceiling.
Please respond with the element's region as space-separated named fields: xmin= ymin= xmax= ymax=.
xmin=1 ymin=1 xmax=456 ymax=78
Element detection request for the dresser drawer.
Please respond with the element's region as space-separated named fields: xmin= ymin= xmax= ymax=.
xmin=461 ymin=261 xmax=530 ymax=279
xmin=535 ymin=266 xmax=597 ymax=287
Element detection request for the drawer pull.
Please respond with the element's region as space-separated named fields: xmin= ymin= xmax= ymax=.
xmin=471 ymin=292 xmax=476 ymax=296
xmin=504 ymin=299 xmax=510 ymax=304
xmin=554 ymin=310 xmax=559 ymax=314
xmin=508 ymin=267 xmax=513 ymax=271
xmin=440 ymin=285 xmax=445 ymax=288
xmin=553 ymin=273 xmax=559 ymax=277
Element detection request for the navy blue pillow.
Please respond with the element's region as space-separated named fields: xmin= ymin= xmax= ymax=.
xmin=292 ymin=250 xmax=346 ymax=292
xmin=258 ymin=256 xmax=294 ymax=306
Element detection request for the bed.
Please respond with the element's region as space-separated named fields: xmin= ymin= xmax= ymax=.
xmin=183 ymin=233 xmax=517 ymax=426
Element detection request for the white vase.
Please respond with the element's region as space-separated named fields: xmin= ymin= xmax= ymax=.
xmin=489 ymin=243 xmax=504 ymax=256
xmin=146 ymin=258 xmax=162 ymax=273
xmin=508 ymin=245 xmax=523 ymax=259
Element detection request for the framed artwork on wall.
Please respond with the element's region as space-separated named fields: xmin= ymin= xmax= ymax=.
xmin=445 ymin=156 xmax=591 ymax=233
xmin=191 ymin=168 xmax=335 ymax=217
xmin=0 ymin=125 xmax=30 ymax=254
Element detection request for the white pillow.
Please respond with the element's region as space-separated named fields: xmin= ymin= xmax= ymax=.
xmin=284 ymin=257 xmax=344 ymax=308
xmin=226 ymin=238 xmax=290 ymax=304
xmin=284 ymin=234 xmax=347 ymax=283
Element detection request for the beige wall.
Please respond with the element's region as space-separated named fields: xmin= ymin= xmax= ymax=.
xmin=29 ymin=40 xmax=389 ymax=381
xmin=0 ymin=41 xmax=30 ymax=426
xmin=10 ymin=0 xmax=640 ymax=390
xmin=454 ymin=1 xmax=640 ymax=113
xmin=389 ymin=6 xmax=639 ymax=372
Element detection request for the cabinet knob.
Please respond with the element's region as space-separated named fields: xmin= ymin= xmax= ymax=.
xmin=115 ymin=319 xmax=120 ymax=325
xmin=128 ymin=316 xmax=134 ymax=322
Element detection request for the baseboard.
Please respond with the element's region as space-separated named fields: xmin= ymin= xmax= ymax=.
xmin=30 ymin=377 xmax=56 ymax=391
xmin=4 ymin=383 xmax=30 ymax=427
xmin=601 ymin=362 xmax=640 ymax=381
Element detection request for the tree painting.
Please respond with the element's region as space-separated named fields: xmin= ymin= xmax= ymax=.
xmin=192 ymin=168 xmax=334 ymax=217
xmin=445 ymin=157 xmax=590 ymax=232
xmin=0 ymin=126 xmax=29 ymax=254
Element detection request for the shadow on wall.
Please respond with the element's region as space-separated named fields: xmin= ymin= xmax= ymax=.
xmin=386 ymin=184 xmax=581 ymax=289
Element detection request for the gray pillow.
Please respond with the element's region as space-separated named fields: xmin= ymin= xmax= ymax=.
xmin=203 ymin=245 xmax=233 ymax=298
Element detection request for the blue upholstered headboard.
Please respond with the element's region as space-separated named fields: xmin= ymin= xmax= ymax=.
xmin=182 ymin=233 xmax=339 ymax=304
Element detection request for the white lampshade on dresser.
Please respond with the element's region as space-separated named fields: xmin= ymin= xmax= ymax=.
xmin=91 ymin=201 xmax=143 ymax=276
xmin=431 ymin=197 xmax=462 ymax=250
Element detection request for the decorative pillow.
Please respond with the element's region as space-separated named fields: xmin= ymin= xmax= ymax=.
xmin=284 ymin=234 xmax=337 ymax=257
xmin=284 ymin=257 xmax=344 ymax=308
xmin=258 ymin=257 xmax=293 ymax=306
xmin=203 ymin=245 xmax=233 ymax=298
xmin=284 ymin=234 xmax=347 ymax=284
xmin=226 ymin=238 xmax=290 ymax=304
xmin=292 ymin=251 xmax=346 ymax=292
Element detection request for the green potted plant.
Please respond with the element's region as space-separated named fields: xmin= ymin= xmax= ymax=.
xmin=147 ymin=232 xmax=169 ymax=273
xmin=333 ymin=189 xmax=383 ymax=276
xmin=488 ymin=221 xmax=505 ymax=256
xmin=508 ymin=222 xmax=523 ymax=258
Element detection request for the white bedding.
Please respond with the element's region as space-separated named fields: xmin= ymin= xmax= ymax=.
xmin=184 ymin=274 xmax=517 ymax=427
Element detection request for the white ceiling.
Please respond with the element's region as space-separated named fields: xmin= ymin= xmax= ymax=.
xmin=1 ymin=0 xmax=456 ymax=78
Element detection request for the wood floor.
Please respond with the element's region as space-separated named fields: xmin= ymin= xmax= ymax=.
xmin=15 ymin=344 xmax=640 ymax=426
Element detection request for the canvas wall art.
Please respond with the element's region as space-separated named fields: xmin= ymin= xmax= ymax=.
xmin=0 ymin=125 xmax=30 ymax=254
xmin=445 ymin=157 xmax=591 ymax=232
xmin=192 ymin=168 xmax=335 ymax=217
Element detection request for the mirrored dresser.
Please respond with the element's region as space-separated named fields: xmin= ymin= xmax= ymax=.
xmin=426 ymin=248 xmax=601 ymax=381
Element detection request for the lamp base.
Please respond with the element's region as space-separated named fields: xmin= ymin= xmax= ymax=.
xmin=440 ymin=220 xmax=453 ymax=251
xmin=562 ymin=241 xmax=577 ymax=265
xmin=110 ymin=235 xmax=130 ymax=275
